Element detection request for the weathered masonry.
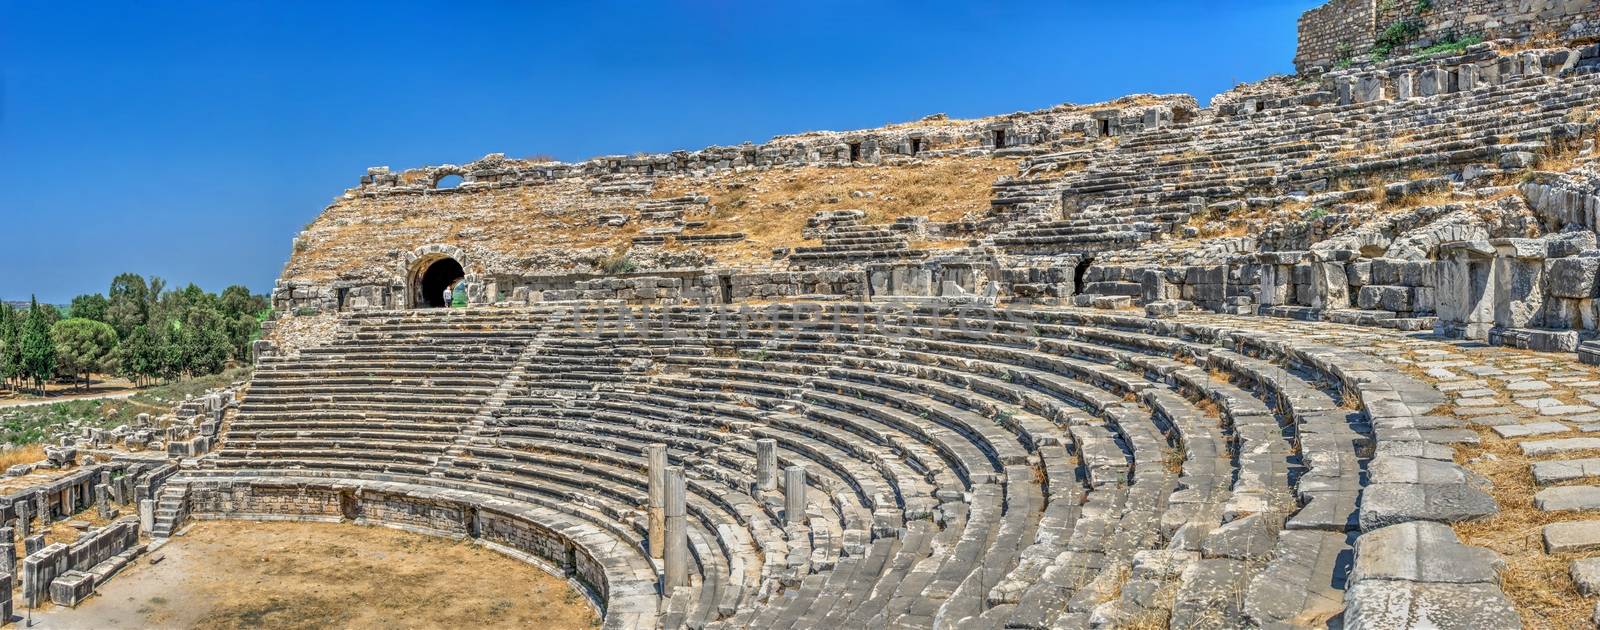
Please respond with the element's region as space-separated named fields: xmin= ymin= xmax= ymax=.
xmin=1296 ymin=0 xmax=1600 ymax=72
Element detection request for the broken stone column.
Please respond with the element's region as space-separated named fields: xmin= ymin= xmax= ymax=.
xmin=0 ymin=527 xmax=13 ymax=578
xmin=35 ymin=493 xmax=49 ymax=527
xmin=139 ymin=499 xmax=155 ymax=533
xmin=96 ymin=484 xmax=111 ymax=519
xmin=755 ymin=439 xmax=777 ymax=492
xmin=662 ymin=465 xmax=688 ymax=591
xmin=784 ymin=465 xmax=807 ymax=526
xmin=646 ymin=443 xmax=667 ymax=561
xmin=1309 ymin=255 xmax=1351 ymax=310
xmin=15 ymin=501 xmax=30 ymax=539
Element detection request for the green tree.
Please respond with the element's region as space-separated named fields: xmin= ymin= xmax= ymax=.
xmin=219 ymin=285 xmax=268 ymax=360
xmin=50 ymin=318 xmax=117 ymax=390
xmin=67 ymin=293 xmax=110 ymax=324
xmin=35 ymin=303 xmax=62 ymax=328
xmin=106 ymin=273 xmax=151 ymax=339
xmin=0 ymin=304 xmax=19 ymax=390
xmin=115 ymin=325 xmax=161 ymax=387
xmin=20 ymin=297 xmax=57 ymax=393
xmin=156 ymin=322 xmax=185 ymax=382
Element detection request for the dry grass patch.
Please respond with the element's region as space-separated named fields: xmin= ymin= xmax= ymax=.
xmin=0 ymin=444 xmax=46 ymax=469
xmin=1453 ymin=425 xmax=1596 ymax=630
xmin=651 ymin=156 xmax=1018 ymax=264
xmin=42 ymin=520 xmax=600 ymax=629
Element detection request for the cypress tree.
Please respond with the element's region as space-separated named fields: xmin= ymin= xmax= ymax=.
xmin=0 ymin=304 xmax=17 ymax=390
xmin=20 ymin=297 xmax=57 ymax=393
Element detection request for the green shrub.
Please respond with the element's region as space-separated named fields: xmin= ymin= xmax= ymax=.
xmin=1372 ymin=18 xmax=1423 ymax=59
xmin=1417 ymin=34 xmax=1482 ymax=57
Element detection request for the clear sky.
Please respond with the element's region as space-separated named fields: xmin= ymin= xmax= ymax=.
xmin=1 ymin=0 xmax=1321 ymax=304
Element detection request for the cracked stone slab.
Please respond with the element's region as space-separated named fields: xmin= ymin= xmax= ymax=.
xmin=1350 ymin=521 xmax=1503 ymax=584
xmin=1358 ymin=482 xmax=1498 ymax=532
xmin=1343 ymin=581 xmax=1521 ymax=629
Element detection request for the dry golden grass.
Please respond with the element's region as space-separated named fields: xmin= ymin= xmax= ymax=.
xmin=0 ymin=445 xmax=45 ymax=469
xmin=651 ymin=156 xmax=1018 ymax=264
xmin=1452 ymin=424 xmax=1595 ymax=630
xmin=1389 ymin=343 xmax=1600 ymax=629
xmin=288 ymin=179 xmax=647 ymax=282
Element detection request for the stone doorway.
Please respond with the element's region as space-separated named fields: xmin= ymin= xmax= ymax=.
xmin=414 ymin=256 xmax=466 ymax=308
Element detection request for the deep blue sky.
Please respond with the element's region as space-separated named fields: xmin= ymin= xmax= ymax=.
xmin=1 ymin=1 xmax=1319 ymax=304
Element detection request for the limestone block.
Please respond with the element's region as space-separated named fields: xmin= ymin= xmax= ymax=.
xmin=1546 ymin=256 xmax=1600 ymax=298
xmin=1371 ymin=259 xmax=1402 ymax=286
xmin=1410 ymin=287 xmax=1435 ymax=315
xmin=1358 ymin=286 xmax=1410 ymax=312
xmin=1355 ymin=75 xmax=1386 ymax=102
xmin=1346 ymin=260 xmax=1372 ymax=287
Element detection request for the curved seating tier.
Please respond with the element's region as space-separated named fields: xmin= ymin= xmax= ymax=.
xmin=200 ymin=303 xmax=1488 ymax=628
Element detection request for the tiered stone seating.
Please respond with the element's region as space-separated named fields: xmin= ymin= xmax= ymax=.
xmin=989 ymin=55 xmax=1600 ymax=255
xmin=187 ymin=301 xmax=1523 ymax=628
xmin=220 ymin=309 xmax=543 ymax=474
xmin=788 ymin=217 xmax=930 ymax=269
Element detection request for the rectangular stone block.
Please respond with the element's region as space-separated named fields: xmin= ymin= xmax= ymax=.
xmin=1357 ymin=285 xmax=1410 ymax=312
xmin=1346 ymin=261 xmax=1372 ymax=287
xmin=48 ymin=570 xmax=94 ymax=607
xmin=1371 ymin=259 xmax=1401 ymax=286
xmin=1546 ymin=257 xmax=1599 ymax=299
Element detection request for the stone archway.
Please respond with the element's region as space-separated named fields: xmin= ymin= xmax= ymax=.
xmin=415 ymin=257 xmax=465 ymax=308
xmin=402 ymin=244 xmax=479 ymax=309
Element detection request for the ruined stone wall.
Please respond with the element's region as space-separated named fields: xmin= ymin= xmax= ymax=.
xmin=187 ymin=481 xmax=613 ymax=608
xmin=1295 ymin=0 xmax=1378 ymax=72
xmin=1377 ymin=0 xmax=1599 ymax=51
xmin=1296 ymin=0 xmax=1600 ymax=71
xmin=479 ymin=509 xmax=609 ymax=603
xmin=353 ymin=492 xmax=468 ymax=536
xmin=188 ymin=481 xmax=342 ymax=519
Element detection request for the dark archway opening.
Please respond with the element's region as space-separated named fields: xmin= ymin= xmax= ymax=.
xmin=418 ymin=258 xmax=465 ymax=308
xmin=1073 ymin=257 xmax=1094 ymax=295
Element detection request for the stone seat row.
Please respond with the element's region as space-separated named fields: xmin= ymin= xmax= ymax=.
xmin=204 ymin=304 xmax=1517 ymax=628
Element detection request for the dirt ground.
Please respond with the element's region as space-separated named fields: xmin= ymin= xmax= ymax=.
xmin=0 ymin=375 xmax=138 ymax=407
xmin=29 ymin=520 xmax=601 ymax=630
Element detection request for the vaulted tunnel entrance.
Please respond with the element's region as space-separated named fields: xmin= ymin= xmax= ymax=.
xmin=1074 ymin=257 xmax=1093 ymax=296
xmin=415 ymin=257 xmax=465 ymax=308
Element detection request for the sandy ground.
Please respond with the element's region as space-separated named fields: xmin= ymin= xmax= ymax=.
xmin=27 ymin=520 xmax=600 ymax=629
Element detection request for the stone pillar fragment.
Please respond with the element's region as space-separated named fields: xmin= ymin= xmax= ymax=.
xmin=0 ymin=527 xmax=13 ymax=578
xmin=15 ymin=501 xmax=30 ymax=539
xmin=662 ymin=466 xmax=688 ymax=591
xmin=646 ymin=444 xmax=667 ymax=560
xmin=784 ymin=465 xmax=807 ymax=525
xmin=96 ymin=484 xmax=112 ymax=519
xmin=755 ymin=439 xmax=777 ymax=492
xmin=139 ymin=499 xmax=155 ymax=534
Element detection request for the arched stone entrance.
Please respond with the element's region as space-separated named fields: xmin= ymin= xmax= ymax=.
xmin=413 ymin=257 xmax=465 ymax=308
xmin=401 ymin=244 xmax=483 ymax=309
